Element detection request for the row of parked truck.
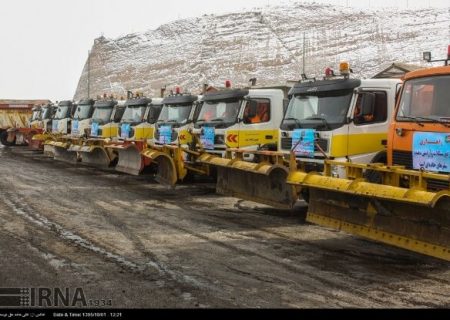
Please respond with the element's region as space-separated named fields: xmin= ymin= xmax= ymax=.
xmin=3 ymin=59 xmax=450 ymax=261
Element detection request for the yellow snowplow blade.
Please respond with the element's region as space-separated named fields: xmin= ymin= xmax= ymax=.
xmin=287 ymin=166 xmax=450 ymax=261
xmin=142 ymin=145 xmax=193 ymax=186
xmin=198 ymin=151 xmax=296 ymax=209
xmin=108 ymin=144 xmax=143 ymax=175
xmin=52 ymin=142 xmax=78 ymax=163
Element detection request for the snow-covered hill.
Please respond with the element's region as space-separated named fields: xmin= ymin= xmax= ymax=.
xmin=73 ymin=2 xmax=450 ymax=100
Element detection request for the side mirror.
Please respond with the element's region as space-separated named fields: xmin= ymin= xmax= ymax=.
xmin=361 ymin=92 xmax=375 ymax=116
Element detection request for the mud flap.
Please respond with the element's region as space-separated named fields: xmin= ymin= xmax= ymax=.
xmin=116 ymin=145 xmax=143 ymax=175
xmin=54 ymin=146 xmax=79 ymax=163
xmin=305 ymin=186 xmax=450 ymax=261
xmin=79 ymin=146 xmax=112 ymax=168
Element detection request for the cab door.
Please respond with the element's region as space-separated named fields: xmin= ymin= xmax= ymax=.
xmin=347 ymin=89 xmax=390 ymax=162
xmin=235 ymin=97 xmax=276 ymax=150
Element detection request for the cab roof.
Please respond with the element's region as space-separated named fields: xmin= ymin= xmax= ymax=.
xmin=58 ymin=100 xmax=73 ymax=107
xmin=404 ymin=65 xmax=450 ymax=81
xmin=202 ymin=89 xmax=249 ymax=102
xmin=289 ymin=78 xmax=361 ymax=96
xmin=94 ymin=100 xmax=117 ymax=108
xmin=125 ymin=97 xmax=152 ymax=107
xmin=162 ymin=94 xmax=198 ymax=105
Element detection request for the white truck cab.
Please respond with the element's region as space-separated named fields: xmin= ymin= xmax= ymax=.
xmin=152 ymin=93 xmax=200 ymax=147
xmin=69 ymin=99 xmax=95 ymax=138
xmin=279 ymin=77 xmax=401 ymax=177
xmin=193 ymin=87 xmax=287 ymax=159
xmin=89 ymin=100 xmax=125 ymax=139
xmin=52 ymin=101 xmax=76 ymax=135
xmin=116 ymin=97 xmax=163 ymax=142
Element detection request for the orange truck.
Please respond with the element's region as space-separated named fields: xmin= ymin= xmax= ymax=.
xmin=388 ymin=65 xmax=450 ymax=189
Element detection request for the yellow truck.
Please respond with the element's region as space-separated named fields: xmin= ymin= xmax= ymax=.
xmin=105 ymin=97 xmax=163 ymax=175
xmin=52 ymin=99 xmax=95 ymax=162
xmin=69 ymin=99 xmax=125 ymax=167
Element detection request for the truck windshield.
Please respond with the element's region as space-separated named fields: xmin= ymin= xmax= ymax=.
xmin=397 ymin=75 xmax=450 ymax=122
xmin=31 ymin=110 xmax=41 ymax=121
xmin=157 ymin=104 xmax=192 ymax=125
xmin=54 ymin=106 xmax=70 ymax=120
xmin=121 ymin=105 xmax=147 ymax=124
xmin=282 ymin=90 xmax=353 ymax=131
xmin=73 ymin=104 xmax=92 ymax=120
xmin=196 ymin=100 xmax=240 ymax=127
xmin=92 ymin=107 xmax=114 ymax=124
xmin=41 ymin=107 xmax=52 ymax=120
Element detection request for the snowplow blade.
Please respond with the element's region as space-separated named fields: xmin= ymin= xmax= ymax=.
xmin=287 ymin=171 xmax=450 ymax=261
xmin=113 ymin=145 xmax=143 ymax=175
xmin=142 ymin=148 xmax=179 ymax=186
xmin=198 ymin=153 xmax=296 ymax=209
xmin=53 ymin=142 xmax=78 ymax=163
xmin=43 ymin=141 xmax=57 ymax=157
xmin=75 ymin=145 xmax=113 ymax=168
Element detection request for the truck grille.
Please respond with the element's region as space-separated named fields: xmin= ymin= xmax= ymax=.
xmin=392 ymin=150 xmax=413 ymax=169
xmin=427 ymin=179 xmax=450 ymax=191
xmin=281 ymin=137 xmax=329 ymax=152
xmin=393 ymin=150 xmax=449 ymax=190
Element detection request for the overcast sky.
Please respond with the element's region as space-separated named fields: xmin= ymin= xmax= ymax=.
xmin=0 ymin=0 xmax=449 ymax=101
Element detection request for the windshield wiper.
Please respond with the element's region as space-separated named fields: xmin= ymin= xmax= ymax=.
xmin=304 ymin=116 xmax=332 ymax=130
xmin=210 ymin=118 xmax=224 ymax=122
xmin=413 ymin=116 xmax=450 ymax=128
xmin=284 ymin=117 xmax=303 ymax=129
xmin=397 ymin=116 xmax=425 ymax=127
xmin=158 ymin=119 xmax=178 ymax=123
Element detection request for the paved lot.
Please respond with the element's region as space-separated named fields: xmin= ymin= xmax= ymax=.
xmin=0 ymin=146 xmax=449 ymax=308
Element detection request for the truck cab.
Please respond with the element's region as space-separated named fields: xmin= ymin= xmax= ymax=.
xmin=280 ymin=77 xmax=401 ymax=177
xmin=69 ymin=99 xmax=95 ymax=138
xmin=388 ymin=65 xmax=450 ymax=189
xmin=89 ymin=99 xmax=125 ymax=139
xmin=107 ymin=96 xmax=164 ymax=175
xmin=194 ymin=87 xmax=287 ymax=159
xmin=39 ymin=103 xmax=57 ymax=133
xmin=153 ymin=93 xmax=199 ymax=147
xmin=52 ymin=101 xmax=76 ymax=134
xmin=29 ymin=106 xmax=42 ymax=128
xmin=118 ymin=97 xmax=163 ymax=142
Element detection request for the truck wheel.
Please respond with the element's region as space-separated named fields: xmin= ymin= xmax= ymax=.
xmin=0 ymin=131 xmax=15 ymax=146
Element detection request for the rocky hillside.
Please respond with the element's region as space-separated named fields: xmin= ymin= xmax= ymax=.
xmin=74 ymin=2 xmax=450 ymax=100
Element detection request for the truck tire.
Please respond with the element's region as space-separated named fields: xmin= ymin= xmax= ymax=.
xmin=0 ymin=130 xmax=15 ymax=146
